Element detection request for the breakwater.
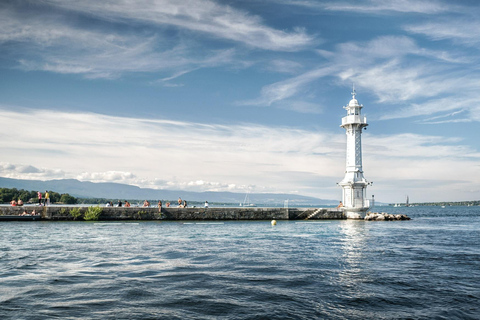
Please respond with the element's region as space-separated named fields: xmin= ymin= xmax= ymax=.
xmin=0 ymin=206 xmax=346 ymax=221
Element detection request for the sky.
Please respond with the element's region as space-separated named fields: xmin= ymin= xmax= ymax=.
xmin=1 ymin=0 xmax=480 ymax=204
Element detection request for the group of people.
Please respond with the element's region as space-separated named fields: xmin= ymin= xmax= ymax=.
xmin=102 ymin=197 xmax=209 ymax=209
xmin=37 ymin=191 xmax=50 ymax=206
xmin=177 ymin=197 xmax=187 ymax=208
xmin=105 ymin=200 xmax=159 ymax=207
xmin=9 ymin=191 xmax=210 ymax=209
xmin=142 ymin=198 xmax=188 ymax=208
xmin=10 ymin=190 xmax=50 ymax=206
xmin=10 ymin=199 xmax=24 ymax=206
xmin=106 ymin=201 xmax=131 ymax=207
xmin=20 ymin=209 xmax=39 ymax=216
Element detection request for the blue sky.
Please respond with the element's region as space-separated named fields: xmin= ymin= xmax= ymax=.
xmin=1 ymin=0 xmax=480 ymax=203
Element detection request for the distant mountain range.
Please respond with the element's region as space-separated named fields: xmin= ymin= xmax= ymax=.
xmin=0 ymin=177 xmax=337 ymax=206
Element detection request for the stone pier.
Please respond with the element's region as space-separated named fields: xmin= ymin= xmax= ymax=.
xmin=0 ymin=206 xmax=346 ymax=221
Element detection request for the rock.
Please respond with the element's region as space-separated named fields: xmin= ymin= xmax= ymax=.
xmin=364 ymin=212 xmax=411 ymax=221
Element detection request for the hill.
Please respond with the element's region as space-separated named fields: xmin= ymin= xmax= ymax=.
xmin=0 ymin=177 xmax=337 ymax=206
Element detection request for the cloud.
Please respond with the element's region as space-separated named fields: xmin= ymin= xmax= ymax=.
xmin=405 ymin=19 xmax=480 ymax=48
xmin=240 ymin=35 xmax=468 ymax=113
xmin=365 ymin=133 xmax=478 ymax=159
xmin=321 ymin=0 xmax=450 ymax=14
xmin=153 ymin=48 xmax=237 ymax=84
xmin=228 ymin=26 xmax=480 ymax=127
xmin=41 ymin=0 xmax=314 ymax=52
xmin=378 ymin=97 xmax=475 ymax=121
xmin=269 ymin=0 xmax=450 ymax=14
xmin=1 ymin=106 xmax=479 ymax=202
xmin=238 ymin=66 xmax=335 ymax=107
xmin=319 ymin=36 xmax=480 ymax=121
xmin=0 ymin=106 xmax=344 ymax=197
xmin=330 ymin=36 xmax=464 ymax=64
xmin=0 ymin=4 xmax=234 ymax=78
xmin=340 ymin=59 xmax=458 ymax=103
xmin=76 ymin=171 xmax=137 ymax=183
xmin=0 ymin=0 xmax=314 ymax=79
xmin=0 ymin=162 xmax=67 ymax=180
xmin=1 ymin=11 xmax=236 ymax=79
xmin=361 ymin=133 xmax=480 ymax=202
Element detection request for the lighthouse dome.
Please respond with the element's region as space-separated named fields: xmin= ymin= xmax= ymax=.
xmin=348 ymin=98 xmax=359 ymax=107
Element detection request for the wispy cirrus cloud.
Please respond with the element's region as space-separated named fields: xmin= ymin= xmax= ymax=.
xmin=0 ymin=0 xmax=313 ymax=79
xmin=322 ymin=36 xmax=469 ymax=105
xmin=405 ymin=19 xmax=480 ymax=48
xmin=270 ymin=0 xmax=451 ymax=14
xmin=42 ymin=0 xmax=315 ymax=52
xmin=240 ymin=36 xmax=466 ymax=112
xmin=238 ymin=66 xmax=335 ymax=107
xmin=377 ymin=97 xmax=477 ymax=121
xmin=0 ymin=5 xmax=237 ymax=79
xmin=325 ymin=35 xmax=480 ymax=124
xmin=321 ymin=0 xmax=450 ymax=14
xmin=328 ymin=36 xmax=465 ymax=64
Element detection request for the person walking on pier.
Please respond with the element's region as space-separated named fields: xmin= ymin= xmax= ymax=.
xmin=45 ymin=191 xmax=50 ymax=206
xmin=37 ymin=191 xmax=42 ymax=206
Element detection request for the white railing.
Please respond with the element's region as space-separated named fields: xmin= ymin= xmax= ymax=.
xmin=341 ymin=115 xmax=367 ymax=126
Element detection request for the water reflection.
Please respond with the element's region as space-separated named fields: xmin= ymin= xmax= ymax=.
xmin=339 ymin=220 xmax=368 ymax=269
xmin=335 ymin=221 xmax=373 ymax=301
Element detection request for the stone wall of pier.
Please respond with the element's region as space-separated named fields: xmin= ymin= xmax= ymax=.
xmin=0 ymin=206 xmax=346 ymax=221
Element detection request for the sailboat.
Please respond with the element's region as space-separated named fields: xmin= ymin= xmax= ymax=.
xmin=405 ymin=196 xmax=411 ymax=207
xmin=240 ymin=192 xmax=256 ymax=207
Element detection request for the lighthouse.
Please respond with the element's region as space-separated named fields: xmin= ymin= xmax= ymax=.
xmin=338 ymin=89 xmax=371 ymax=219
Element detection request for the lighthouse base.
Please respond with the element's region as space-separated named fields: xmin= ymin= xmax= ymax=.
xmin=343 ymin=207 xmax=369 ymax=220
xmin=346 ymin=211 xmax=365 ymax=219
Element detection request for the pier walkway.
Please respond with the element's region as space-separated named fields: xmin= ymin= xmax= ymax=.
xmin=0 ymin=206 xmax=346 ymax=221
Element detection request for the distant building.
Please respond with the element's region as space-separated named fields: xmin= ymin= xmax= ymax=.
xmin=338 ymin=89 xmax=372 ymax=219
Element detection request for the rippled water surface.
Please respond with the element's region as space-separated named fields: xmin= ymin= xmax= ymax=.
xmin=1 ymin=206 xmax=479 ymax=319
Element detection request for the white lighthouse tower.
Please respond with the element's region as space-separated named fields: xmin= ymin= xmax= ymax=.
xmin=339 ymin=88 xmax=371 ymax=219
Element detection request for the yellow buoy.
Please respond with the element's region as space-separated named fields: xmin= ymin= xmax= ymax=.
xmin=271 ymin=219 xmax=277 ymax=226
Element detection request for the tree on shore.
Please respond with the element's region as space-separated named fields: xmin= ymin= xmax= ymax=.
xmin=60 ymin=193 xmax=77 ymax=204
xmin=0 ymin=187 xmax=77 ymax=204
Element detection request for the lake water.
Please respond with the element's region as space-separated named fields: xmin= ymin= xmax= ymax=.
xmin=1 ymin=206 xmax=479 ymax=319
